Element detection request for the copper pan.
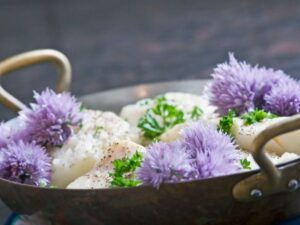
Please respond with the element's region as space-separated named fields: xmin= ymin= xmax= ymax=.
xmin=0 ymin=50 xmax=300 ymax=225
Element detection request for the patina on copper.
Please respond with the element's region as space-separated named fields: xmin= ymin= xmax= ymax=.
xmin=0 ymin=50 xmax=300 ymax=225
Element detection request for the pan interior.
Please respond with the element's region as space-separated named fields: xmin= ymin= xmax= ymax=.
xmin=79 ymin=79 xmax=209 ymax=113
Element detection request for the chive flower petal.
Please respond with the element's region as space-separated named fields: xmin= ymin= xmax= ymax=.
xmin=137 ymin=121 xmax=241 ymax=188
xmin=0 ymin=141 xmax=51 ymax=186
xmin=0 ymin=122 xmax=27 ymax=149
xmin=182 ymin=122 xmax=240 ymax=178
xmin=136 ymin=142 xmax=195 ymax=188
xmin=263 ymin=80 xmax=300 ymax=116
xmin=20 ymin=88 xmax=82 ymax=147
xmin=206 ymin=53 xmax=293 ymax=116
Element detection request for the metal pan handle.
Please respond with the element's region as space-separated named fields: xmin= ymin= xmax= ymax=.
xmin=0 ymin=49 xmax=71 ymax=113
xmin=233 ymin=114 xmax=300 ymax=202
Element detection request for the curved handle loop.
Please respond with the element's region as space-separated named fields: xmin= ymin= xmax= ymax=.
xmin=233 ymin=114 xmax=300 ymax=201
xmin=0 ymin=49 xmax=72 ymax=113
xmin=252 ymin=115 xmax=300 ymax=183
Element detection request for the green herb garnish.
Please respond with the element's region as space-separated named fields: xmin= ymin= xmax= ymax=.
xmin=96 ymin=125 xmax=104 ymax=131
xmin=38 ymin=181 xmax=57 ymax=188
xmin=190 ymin=106 xmax=203 ymax=120
xmin=138 ymin=112 xmax=165 ymax=139
xmin=80 ymin=103 xmax=86 ymax=112
xmin=109 ymin=151 xmax=143 ymax=187
xmin=240 ymin=158 xmax=251 ymax=170
xmin=94 ymin=125 xmax=104 ymax=136
xmin=138 ymin=99 xmax=151 ymax=106
xmin=241 ymin=109 xmax=277 ymax=126
xmin=138 ymin=95 xmax=185 ymax=139
xmin=38 ymin=180 xmax=47 ymax=187
xmin=217 ymin=109 xmax=236 ymax=136
xmin=49 ymin=185 xmax=58 ymax=188
xmin=151 ymin=100 xmax=185 ymax=127
xmin=155 ymin=95 xmax=167 ymax=104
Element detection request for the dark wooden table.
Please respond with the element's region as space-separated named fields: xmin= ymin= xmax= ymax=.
xmin=0 ymin=0 xmax=300 ymax=223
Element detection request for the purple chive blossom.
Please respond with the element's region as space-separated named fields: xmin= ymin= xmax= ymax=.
xmin=33 ymin=89 xmax=82 ymax=124
xmin=21 ymin=88 xmax=82 ymax=147
xmin=206 ymin=53 xmax=292 ymax=116
xmin=181 ymin=122 xmax=240 ymax=178
xmin=251 ymin=66 xmax=293 ymax=108
xmin=0 ymin=122 xmax=27 ymax=149
xmin=263 ymin=80 xmax=300 ymax=116
xmin=0 ymin=123 xmax=12 ymax=149
xmin=207 ymin=53 xmax=256 ymax=115
xmin=0 ymin=141 xmax=51 ymax=186
xmin=136 ymin=142 xmax=195 ymax=188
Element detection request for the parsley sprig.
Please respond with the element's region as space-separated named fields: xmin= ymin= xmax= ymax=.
xmin=240 ymin=158 xmax=251 ymax=170
xmin=138 ymin=96 xmax=185 ymax=139
xmin=190 ymin=106 xmax=203 ymax=120
xmin=38 ymin=181 xmax=58 ymax=188
xmin=217 ymin=109 xmax=236 ymax=136
xmin=93 ymin=125 xmax=104 ymax=137
xmin=241 ymin=109 xmax=277 ymax=126
xmin=80 ymin=103 xmax=86 ymax=112
xmin=109 ymin=152 xmax=143 ymax=187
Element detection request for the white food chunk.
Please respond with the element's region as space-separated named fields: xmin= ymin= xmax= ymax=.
xmin=67 ymin=140 xmax=145 ymax=189
xmin=232 ymin=117 xmax=286 ymax=154
xmin=119 ymin=98 xmax=153 ymax=144
xmin=160 ymin=119 xmax=219 ymax=143
xmin=160 ymin=124 xmax=185 ymax=143
xmin=239 ymin=151 xmax=299 ymax=170
xmin=51 ymin=110 xmax=130 ymax=188
xmin=120 ymin=92 xmax=217 ymax=144
xmin=274 ymin=129 xmax=300 ymax=155
xmin=232 ymin=117 xmax=300 ymax=155
xmin=163 ymin=92 xmax=216 ymax=120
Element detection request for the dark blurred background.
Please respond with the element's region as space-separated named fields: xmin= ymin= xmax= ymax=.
xmin=0 ymin=0 xmax=300 ymax=120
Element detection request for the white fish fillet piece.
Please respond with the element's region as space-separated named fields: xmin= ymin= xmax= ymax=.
xmin=51 ymin=110 xmax=130 ymax=188
xmin=67 ymin=140 xmax=145 ymax=189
